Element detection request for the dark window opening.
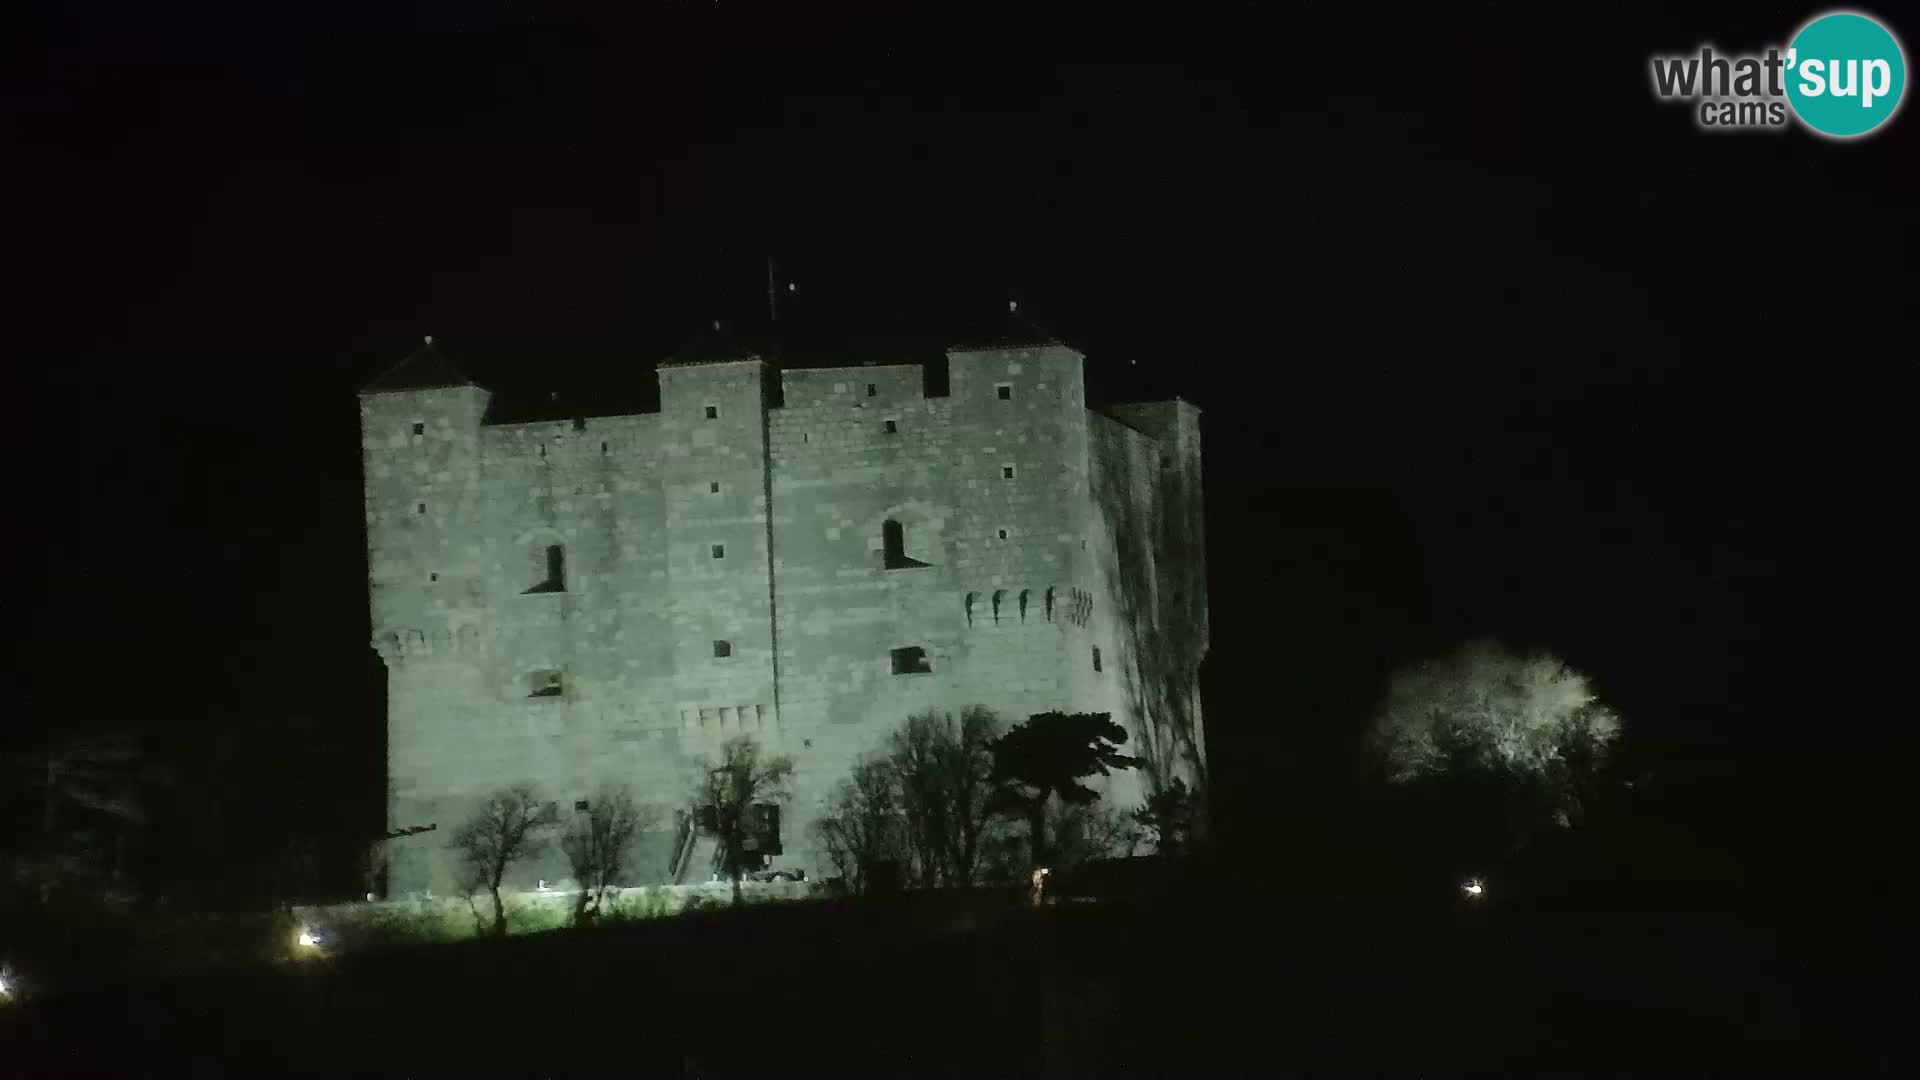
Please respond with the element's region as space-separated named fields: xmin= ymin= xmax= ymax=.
xmin=713 ymin=640 xmax=732 ymax=659
xmin=890 ymin=646 xmax=932 ymax=675
xmin=711 ymin=543 xmax=726 ymax=559
xmin=997 ymin=384 xmax=1013 ymax=400
xmin=882 ymin=519 xmax=929 ymax=569
xmin=1002 ymin=465 xmax=1015 ymax=479
xmin=997 ymin=528 xmax=1008 ymax=540
xmin=992 ymin=590 xmax=1005 ymax=624
xmin=601 ymin=441 xmax=608 ymax=454
xmin=1045 ymin=587 xmax=1056 ymax=621
xmin=416 ymin=502 xmax=426 ymax=514
xmin=705 ymin=405 xmax=719 ymax=419
xmin=539 ymin=443 xmax=546 ymax=458
xmin=748 ymin=802 xmax=783 ymax=856
xmin=866 ymin=383 xmax=877 ymax=397
xmin=429 ymin=572 xmax=439 ymax=583
xmin=1019 ymin=589 xmax=1030 ymax=621
xmin=411 ymin=422 xmax=425 ymax=436
xmin=1092 ymin=647 xmax=1103 ymax=672
xmin=572 ymin=417 xmax=586 ymax=432
xmin=575 ymin=799 xmax=590 ymax=811
xmin=530 ymin=670 xmax=564 ymax=698
xmin=883 ymin=419 xmax=897 ymax=434
xmin=524 ymin=544 xmax=566 ymax=593
xmin=710 ymin=481 xmax=721 ymax=494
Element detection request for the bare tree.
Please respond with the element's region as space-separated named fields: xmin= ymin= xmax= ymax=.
xmin=451 ymin=785 xmax=551 ymax=936
xmin=1046 ymin=801 xmax=1142 ymax=868
xmin=560 ymin=785 xmax=653 ymax=925
xmin=889 ymin=707 xmax=1002 ymax=887
xmin=1130 ymin=777 xmax=1196 ymax=857
xmin=691 ymin=736 xmax=794 ymax=905
xmin=1369 ymin=638 xmax=1625 ymax=851
xmin=811 ymin=757 xmax=906 ymax=895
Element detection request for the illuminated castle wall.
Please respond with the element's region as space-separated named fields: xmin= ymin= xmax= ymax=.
xmin=359 ymin=337 xmax=1206 ymax=894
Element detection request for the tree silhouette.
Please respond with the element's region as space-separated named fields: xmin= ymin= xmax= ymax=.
xmin=811 ymin=757 xmax=907 ymax=895
xmin=559 ymin=785 xmax=653 ymax=925
xmin=451 ymin=785 xmax=550 ymax=936
xmin=691 ymin=735 xmax=794 ymax=905
xmin=889 ymin=707 xmax=1002 ymax=887
xmin=991 ymin=712 xmax=1139 ymax=867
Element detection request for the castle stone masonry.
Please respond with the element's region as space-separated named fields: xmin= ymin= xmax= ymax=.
xmin=360 ymin=336 xmax=1207 ymax=894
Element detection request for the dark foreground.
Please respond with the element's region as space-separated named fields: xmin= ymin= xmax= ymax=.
xmin=1 ymin=883 xmax=1906 ymax=1077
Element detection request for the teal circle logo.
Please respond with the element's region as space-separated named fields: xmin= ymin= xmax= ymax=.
xmin=1786 ymin=11 xmax=1907 ymax=137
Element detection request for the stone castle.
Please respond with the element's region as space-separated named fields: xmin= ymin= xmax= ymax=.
xmin=359 ymin=326 xmax=1207 ymax=894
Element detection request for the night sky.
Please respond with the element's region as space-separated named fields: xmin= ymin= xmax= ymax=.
xmin=8 ymin=6 xmax=1914 ymax=851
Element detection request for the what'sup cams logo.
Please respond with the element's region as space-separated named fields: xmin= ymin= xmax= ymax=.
xmin=1650 ymin=10 xmax=1907 ymax=138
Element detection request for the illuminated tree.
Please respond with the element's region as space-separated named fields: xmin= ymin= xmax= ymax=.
xmin=559 ymin=784 xmax=653 ymax=925
xmin=1368 ymin=639 xmax=1624 ymax=842
xmin=991 ymin=711 xmax=1140 ymax=867
xmin=691 ymin=736 xmax=794 ymax=905
xmin=451 ymin=785 xmax=551 ymax=936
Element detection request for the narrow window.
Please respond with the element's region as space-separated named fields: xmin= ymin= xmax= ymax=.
xmin=575 ymin=799 xmax=590 ymax=811
xmin=866 ymin=383 xmax=877 ymax=397
xmin=711 ymin=543 xmax=726 ymax=559
xmin=539 ymin=442 xmax=546 ymax=458
xmin=996 ymin=383 xmax=1013 ymax=400
xmin=705 ymin=405 xmax=719 ymax=420
xmin=882 ymin=519 xmax=927 ymax=569
xmin=710 ymin=481 xmax=722 ymax=494
xmin=883 ymin=419 xmax=897 ymax=434
xmin=529 ymin=670 xmax=564 ymax=698
xmin=1092 ymin=647 xmax=1103 ymax=673
xmin=429 ymin=572 xmax=439 ymax=583
xmin=751 ymin=803 xmax=783 ymax=855
xmin=1045 ymin=587 xmax=1055 ymax=622
xmin=411 ymin=422 xmax=425 ymax=436
xmin=991 ymin=590 xmax=1005 ymax=624
xmin=964 ymin=592 xmax=977 ymax=627
xmin=523 ymin=544 xmax=565 ymax=593
xmin=1002 ymin=465 xmax=1015 ymax=480
xmin=601 ymin=441 xmax=608 ymax=454
xmin=713 ymin=640 xmax=732 ymax=659
xmin=997 ymin=528 xmax=1008 ymax=540
xmin=416 ymin=502 xmax=427 ymax=515
xmin=1018 ymin=589 xmax=1030 ymax=621
xmin=890 ymin=646 xmax=932 ymax=675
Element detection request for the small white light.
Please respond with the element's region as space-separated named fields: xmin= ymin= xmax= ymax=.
xmin=297 ymin=929 xmax=319 ymax=948
xmin=0 ymin=974 xmax=12 ymax=995
xmin=1462 ymin=879 xmax=1485 ymax=897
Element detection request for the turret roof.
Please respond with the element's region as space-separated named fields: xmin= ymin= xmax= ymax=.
xmin=361 ymin=338 xmax=478 ymax=393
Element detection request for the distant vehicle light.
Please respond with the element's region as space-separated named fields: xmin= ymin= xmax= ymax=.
xmin=1462 ymin=879 xmax=1485 ymax=898
xmin=296 ymin=928 xmax=321 ymax=949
